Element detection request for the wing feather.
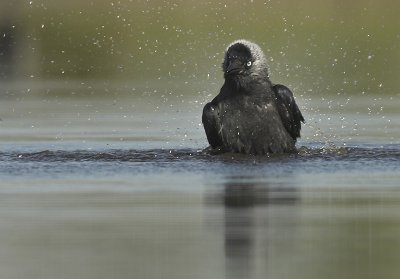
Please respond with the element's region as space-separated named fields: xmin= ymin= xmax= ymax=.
xmin=272 ymin=84 xmax=305 ymax=141
xmin=202 ymin=102 xmax=223 ymax=148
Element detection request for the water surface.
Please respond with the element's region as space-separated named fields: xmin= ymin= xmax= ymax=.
xmin=0 ymin=89 xmax=400 ymax=279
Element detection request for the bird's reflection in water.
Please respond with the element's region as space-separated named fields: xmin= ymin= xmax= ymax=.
xmin=223 ymin=179 xmax=297 ymax=279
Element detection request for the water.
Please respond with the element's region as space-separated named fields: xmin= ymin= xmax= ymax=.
xmin=1 ymin=85 xmax=400 ymax=279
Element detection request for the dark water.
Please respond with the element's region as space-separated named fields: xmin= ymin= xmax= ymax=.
xmin=1 ymin=145 xmax=400 ymax=181
xmin=1 ymin=144 xmax=400 ymax=279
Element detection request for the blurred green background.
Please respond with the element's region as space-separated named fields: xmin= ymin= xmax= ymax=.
xmin=1 ymin=0 xmax=399 ymax=96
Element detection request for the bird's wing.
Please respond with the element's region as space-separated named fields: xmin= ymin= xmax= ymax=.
xmin=272 ymin=84 xmax=305 ymax=140
xmin=202 ymin=101 xmax=223 ymax=148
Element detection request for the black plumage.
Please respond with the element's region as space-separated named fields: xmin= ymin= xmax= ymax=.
xmin=202 ymin=40 xmax=304 ymax=155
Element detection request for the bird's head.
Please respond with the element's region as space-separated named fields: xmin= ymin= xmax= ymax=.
xmin=222 ymin=40 xmax=269 ymax=88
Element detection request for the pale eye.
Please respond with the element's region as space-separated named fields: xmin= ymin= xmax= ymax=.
xmin=246 ymin=61 xmax=252 ymax=67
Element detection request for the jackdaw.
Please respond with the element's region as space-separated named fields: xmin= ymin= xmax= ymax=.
xmin=202 ymin=40 xmax=304 ymax=155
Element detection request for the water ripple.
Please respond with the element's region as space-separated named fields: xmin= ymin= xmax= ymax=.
xmin=1 ymin=145 xmax=399 ymax=164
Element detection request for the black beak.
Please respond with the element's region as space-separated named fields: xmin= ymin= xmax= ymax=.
xmin=225 ymin=60 xmax=244 ymax=76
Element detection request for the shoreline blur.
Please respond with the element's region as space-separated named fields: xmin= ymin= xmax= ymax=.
xmin=1 ymin=0 xmax=399 ymax=97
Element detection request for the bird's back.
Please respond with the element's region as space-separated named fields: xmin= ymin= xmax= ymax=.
xmin=206 ymin=85 xmax=296 ymax=154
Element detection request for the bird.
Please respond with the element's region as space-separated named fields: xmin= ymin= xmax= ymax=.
xmin=202 ymin=39 xmax=304 ymax=155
